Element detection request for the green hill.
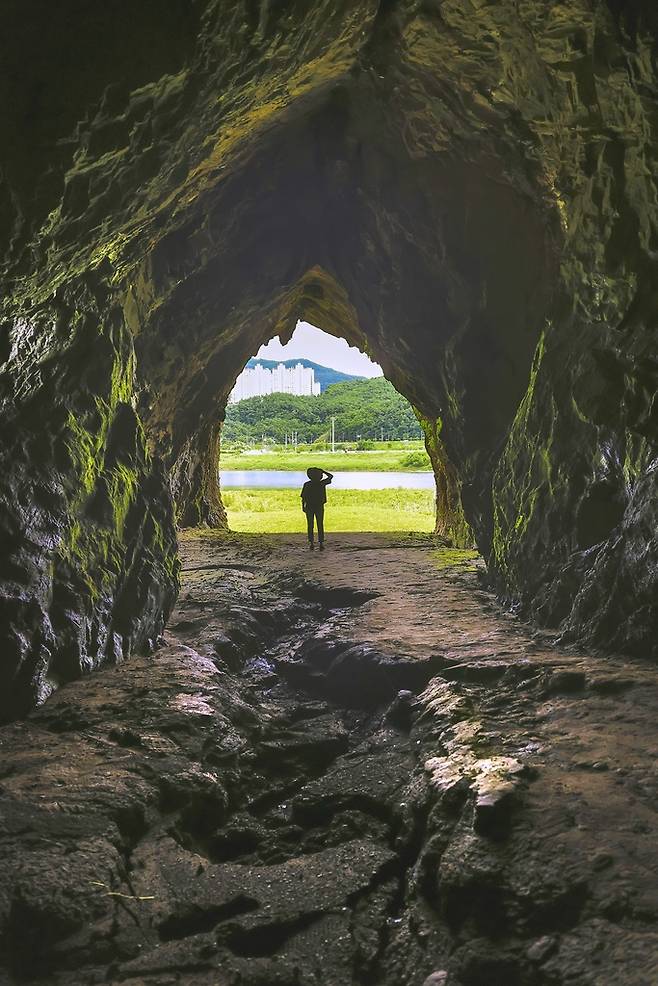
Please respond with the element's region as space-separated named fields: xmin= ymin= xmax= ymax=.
xmin=224 ymin=377 xmax=422 ymax=444
xmin=246 ymin=357 xmax=361 ymax=391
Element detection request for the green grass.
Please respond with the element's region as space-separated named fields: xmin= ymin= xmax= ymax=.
xmin=219 ymin=449 xmax=431 ymax=472
xmin=223 ymin=488 xmax=436 ymax=533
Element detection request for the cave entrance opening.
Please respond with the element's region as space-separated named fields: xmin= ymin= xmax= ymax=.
xmin=167 ymin=265 xmax=473 ymax=546
xmin=217 ymin=321 xmax=437 ymax=535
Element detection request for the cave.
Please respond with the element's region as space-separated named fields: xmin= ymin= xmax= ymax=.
xmin=1 ymin=2 xmax=657 ymax=983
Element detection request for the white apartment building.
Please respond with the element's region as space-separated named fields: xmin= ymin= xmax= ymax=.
xmin=228 ymin=362 xmax=321 ymax=403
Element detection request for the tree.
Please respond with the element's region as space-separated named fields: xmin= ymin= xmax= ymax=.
xmin=223 ymin=377 xmax=421 ymax=443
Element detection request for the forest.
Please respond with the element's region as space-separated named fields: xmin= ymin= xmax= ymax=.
xmin=223 ymin=377 xmax=422 ymax=444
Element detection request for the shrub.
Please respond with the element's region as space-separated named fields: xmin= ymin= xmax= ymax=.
xmin=402 ymin=451 xmax=431 ymax=468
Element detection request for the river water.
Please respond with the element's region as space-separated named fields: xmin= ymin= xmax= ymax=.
xmin=219 ymin=470 xmax=435 ymax=490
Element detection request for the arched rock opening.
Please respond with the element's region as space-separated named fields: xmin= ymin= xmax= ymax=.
xmin=161 ymin=268 xmax=480 ymax=543
xmin=1 ymin=1 xmax=657 ymax=719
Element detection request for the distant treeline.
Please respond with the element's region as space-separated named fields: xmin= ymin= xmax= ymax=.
xmin=223 ymin=377 xmax=422 ymax=444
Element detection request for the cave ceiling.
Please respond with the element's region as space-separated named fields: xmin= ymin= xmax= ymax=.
xmin=3 ymin=0 xmax=560 ymax=460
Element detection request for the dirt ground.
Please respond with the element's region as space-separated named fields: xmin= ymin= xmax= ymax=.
xmin=0 ymin=532 xmax=657 ymax=985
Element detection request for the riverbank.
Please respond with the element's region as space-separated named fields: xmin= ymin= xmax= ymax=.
xmin=219 ymin=449 xmax=431 ymax=472
xmin=223 ymin=488 xmax=436 ymax=532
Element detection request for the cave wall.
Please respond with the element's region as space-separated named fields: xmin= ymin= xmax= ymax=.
xmin=1 ymin=0 xmax=657 ymax=715
xmin=469 ymin=1 xmax=658 ymax=654
xmin=0 ymin=282 xmax=178 ymax=720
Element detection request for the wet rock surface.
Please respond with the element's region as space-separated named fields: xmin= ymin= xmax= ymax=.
xmin=1 ymin=532 xmax=656 ymax=985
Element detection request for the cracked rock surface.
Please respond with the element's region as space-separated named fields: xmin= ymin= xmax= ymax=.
xmin=1 ymin=532 xmax=656 ymax=985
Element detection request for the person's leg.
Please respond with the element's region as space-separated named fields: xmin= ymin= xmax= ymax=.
xmin=306 ymin=509 xmax=314 ymax=547
xmin=316 ymin=506 xmax=324 ymax=546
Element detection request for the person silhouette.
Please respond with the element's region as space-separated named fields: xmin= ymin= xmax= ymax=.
xmin=301 ymin=467 xmax=333 ymax=550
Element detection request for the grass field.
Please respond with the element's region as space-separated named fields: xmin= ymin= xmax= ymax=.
xmin=223 ymin=488 xmax=436 ymax=533
xmin=219 ymin=449 xmax=431 ymax=472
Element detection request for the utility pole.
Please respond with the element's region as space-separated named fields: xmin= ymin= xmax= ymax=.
xmin=380 ymin=426 xmax=384 ymax=443
xmin=331 ymin=416 xmax=336 ymax=453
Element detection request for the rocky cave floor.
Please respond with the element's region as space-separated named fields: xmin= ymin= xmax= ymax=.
xmin=1 ymin=532 xmax=657 ymax=986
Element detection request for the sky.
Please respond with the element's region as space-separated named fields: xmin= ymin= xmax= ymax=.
xmin=255 ymin=321 xmax=383 ymax=378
